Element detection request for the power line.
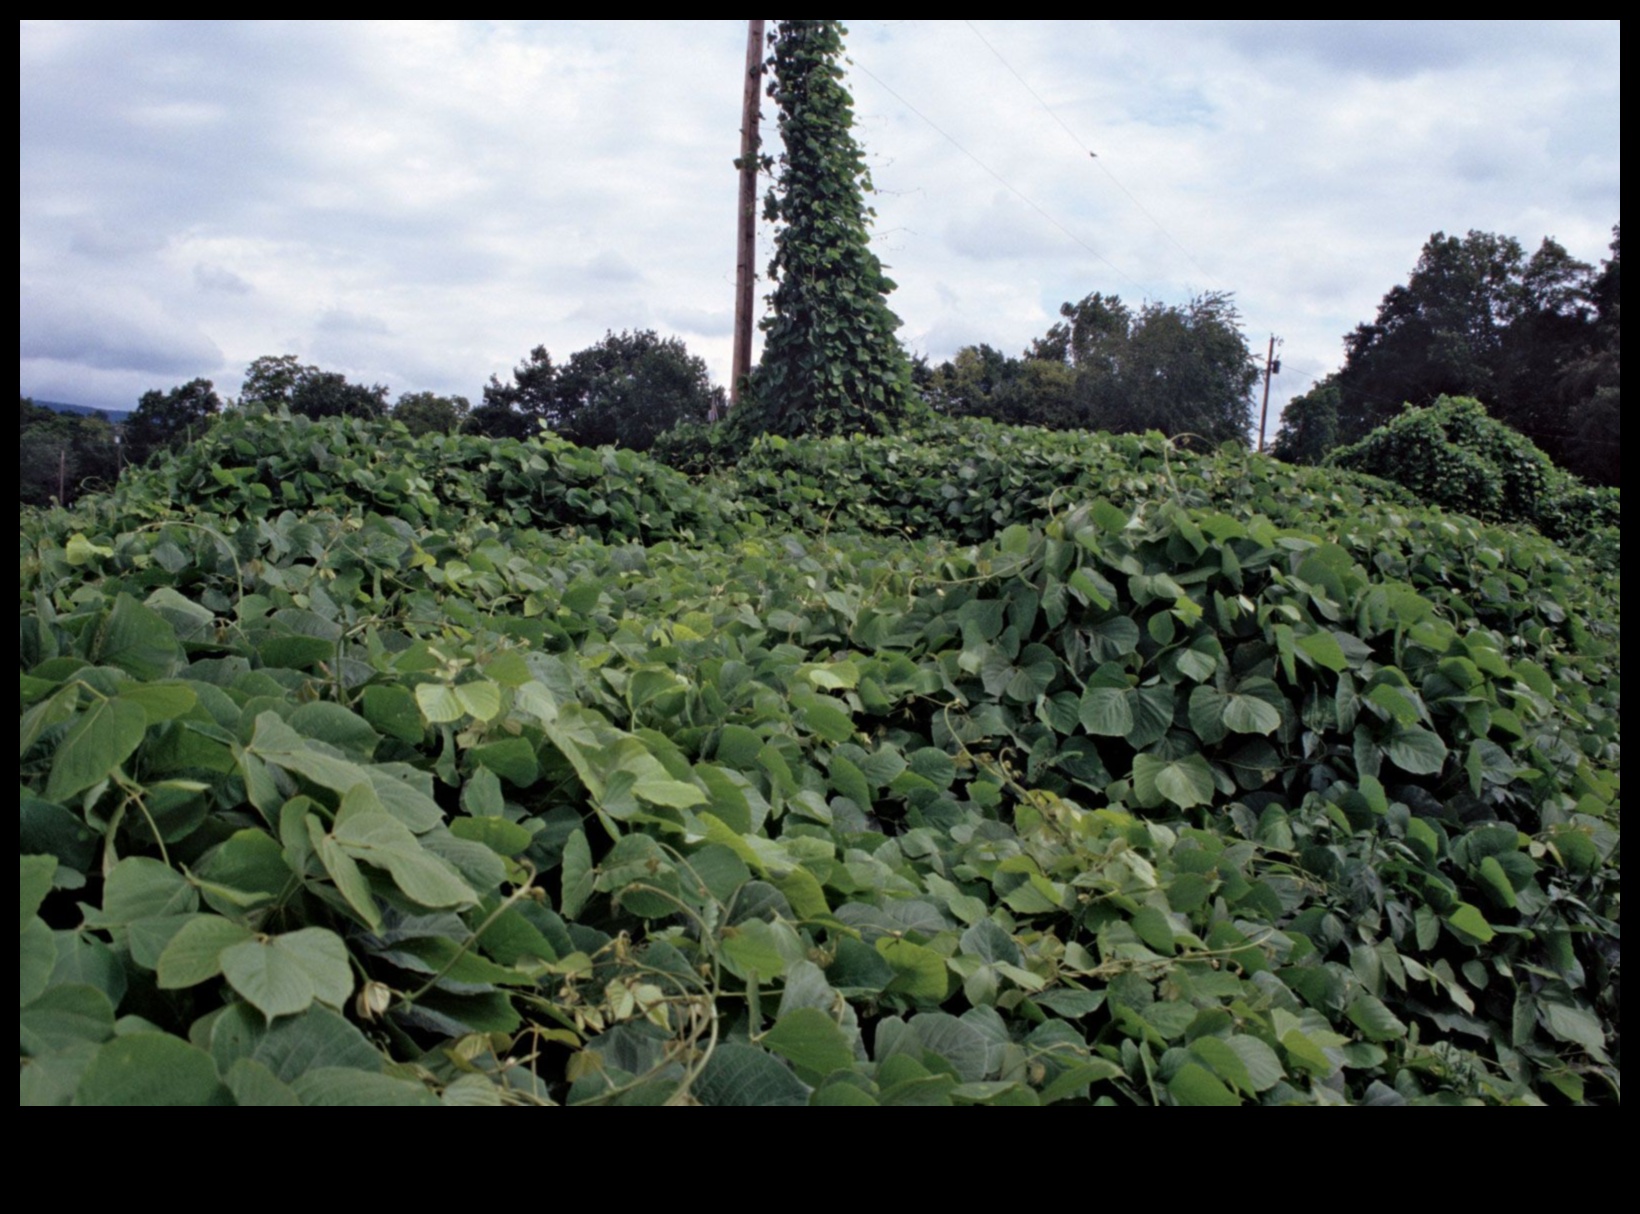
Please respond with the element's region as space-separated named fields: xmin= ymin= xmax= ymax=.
xmin=846 ymin=56 xmax=1149 ymax=296
xmin=961 ymin=20 xmax=1221 ymax=290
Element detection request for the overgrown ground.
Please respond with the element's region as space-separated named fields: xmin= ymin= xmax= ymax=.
xmin=20 ymin=408 xmax=1620 ymax=1104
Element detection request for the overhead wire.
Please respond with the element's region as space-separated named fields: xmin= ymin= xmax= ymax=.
xmin=845 ymin=55 xmax=1149 ymax=297
xmin=960 ymin=20 xmax=1222 ymax=291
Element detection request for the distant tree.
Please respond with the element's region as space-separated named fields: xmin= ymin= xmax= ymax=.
xmin=553 ymin=330 xmax=722 ymax=451
xmin=18 ymin=396 xmax=118 ymax=506
xmin=735 ymin=19 xmax=913 ymax=440
xmin=241 ymin=354 xmax=313 ymax=406
xmin=239 ymin=354 xmax=387 ymax=420
xmin=1556 ymin=224 xmax=1620 ymax=486
xmin=124 ymin=377 xmax=222 ymax=462
xmin=935 ymin=290 xmax=1256 ymax=444
xmin=1332 ymin=229 xmax=1601 ymax=472
xmin=476 ymin=332 xmax=721 ymax=450
xmin=472 ymin=346 xmax=558 ymax=439
xmin=1271 ymin=377 xmax=1341 ymax=465
xmin=393 ymin=391 xmax=470 ymax=436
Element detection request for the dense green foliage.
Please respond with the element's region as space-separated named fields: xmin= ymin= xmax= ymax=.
xmin=732 ymin=20 xmax=914 ymax=440
xmin=930 ymin=292 xmax=1258 ymax=446
xmin=20 ymin=404 xmax=1618 ymax=1105
xmin=478 ymin=331 xmax=722 ymax=452
xmin=1327 ymin=396 xmax=1619 ymax=568
xmin=18 ymin=397 xmax=121 ymax=508
xmin=1312 ymin=226 xmax=1620 ymax=484
xmin=123 ymin=379 xmax=223 ymax=465
xmin=242 ymin=354 xmax=390 ymax=421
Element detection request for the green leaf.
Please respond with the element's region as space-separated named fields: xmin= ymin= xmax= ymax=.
xmin=20 ymin=854 xmax=57 ymax=928
xmin=1169 ymin=1061 xmax=1240 ymax=1106
xmin=75 ymin=1033 xmax=228 ymax=1106
xmin=1446 ymin=902 xmax=1496 ymax=945
xmin=1132 ymin=752 xmax=1216 ymax=809
xmin=450 ymin=815 xmax=534 ymax=857
xmin=694 ymin=1042 xmax=809 ymax=1107
xmin=1297 ymin=630 xmax=1349 ymax=672
xmin=1223 ymin=1034 xmax=1285 ymax=1091
xmin=762 ymin=1007 xmax=856 ymax=1081
xmin=1078 ymin=686 xmax=1133 ymax=737
xmin=361 ymin=684 xmax=424 ymax=742
xmin=333 ymin=812 xmax=477 ymax=909
xmin=1346 ymin=993 xmax=1408 ymax=1041
xmin=1386 ymin=727 xmax=1448 ymax=775
xmin=20 ymin=917 xmax=59 ymax=1008
xmin=292 ymin=1067 xmax=440 ymax=1106
xmin=20 ymin=983 xmax=116 ymax=1054
xmin=45 ymin=696 xmax=148 ymax=803
xmin=156 ymin=916 xmax=256 ymax=989
xmin=1223 ymin=694 xmax=1280 ymax=735
xmin=93 ymin=594 xmax=184 ymax=680
xmin=876 ymin=937 xmax=947 ymax=1000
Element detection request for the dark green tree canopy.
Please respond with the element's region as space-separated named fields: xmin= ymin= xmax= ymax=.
xmin=1270 ymin=376 xmax=1340 ymax=466
xmin=392 ymin=391 xmax=471 ymax=437
xmin=241 ymin=354 xmax=388 ymax=420
xmin=475 ymin=331 xmax=721 ymax=451
xmin=931 ymin=290 xmax=1257 ymax=445
xmin=124 ymin=377 xmax=222 ymax=462
xmin=736 ymin=19 xmax=913 ymax=440
xmin=17 ymin=396 xmax=119 ymax=507
xmin=1329 ymin=228 xmax=1616 ymax=481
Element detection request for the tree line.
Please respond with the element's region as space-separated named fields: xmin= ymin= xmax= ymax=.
xmin=19 ymin=19 xmax=1619 ymax=506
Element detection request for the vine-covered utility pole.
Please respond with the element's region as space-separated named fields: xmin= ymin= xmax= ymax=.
xmin=735 ymin=19 xmax=913 ymax=439
xmin=728 ymin=19 xmax=766 ymax=414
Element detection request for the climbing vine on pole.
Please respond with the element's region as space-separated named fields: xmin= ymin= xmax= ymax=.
xmin=737 ymin=20 xmax=913 ymax=440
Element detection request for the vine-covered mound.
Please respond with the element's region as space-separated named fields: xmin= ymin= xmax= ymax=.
xmin=20 ymin=411 xmax=1618 ymax=1104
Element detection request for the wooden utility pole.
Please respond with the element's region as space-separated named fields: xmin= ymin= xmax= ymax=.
xmin=1256 ymin=333 xmax=1281 ymax=453
xmin=727 ymin=19 xmax=766 ymax=413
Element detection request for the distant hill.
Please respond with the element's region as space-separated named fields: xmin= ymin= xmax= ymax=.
xmin=28 ymin=399 xmax=131 ymax=423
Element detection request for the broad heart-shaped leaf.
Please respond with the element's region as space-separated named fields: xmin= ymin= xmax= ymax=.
xmin=93 ymin=593 xmax=184 ymax=681
xmin=75 ymin=1033 xmax=229 ymax=1106
xmin=1386 ymin=726 xmax=1448 ymax=775
xmin=762 ymin=1007 xmax=856 ymax=1081
xmin=1346 ymin=993 xmax=1407 ymax=1041
xmin=1168 ymin=1061 xmax=1240 ymax=1106
xmin=1297 ymin=629 xmax=1350 ymax=672
xmin=45 ymin=696 xmax=147 ymax=803
xmin=156 ymin=915 xmax=256 ymax=989
xmin=220 ymin=928 xmax=353 ymax=1020
xmin=1078 ymin=686 xmax=1133 ymax=737
xmin=693 ymin=1042 xmax=809 ymax=1107
xmin=332 ymin=811 xmax=476 ymax=909
xmin=1223 ymin=694 xmax=1281 ymax=736
xmin=1131 ymin=752 xmax=1215 ymax=810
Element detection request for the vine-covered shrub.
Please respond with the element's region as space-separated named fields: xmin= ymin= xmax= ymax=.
xmin=1327 ymin=396 xmax=1619 ymax=567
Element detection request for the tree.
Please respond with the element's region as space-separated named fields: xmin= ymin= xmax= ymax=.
xmin=18 ymin=397 xmax=119 ymax=506
xmin=552 ymin=330 xmax=722 ymax=451
xmin=934 ymin=290 xmax=1257 ymax=444
xmin=475 ymin=332 xmax=722 ymax=450
xmin=239 ymin=354 xmax=388 ymax=420
xmin=393 ymin=391 xmax=471 ymax=437
xmin=1556 ymin=224 xmax=1620 ymax=485
xmin=124 ymin=377 xmax=222 ymax=463
xmin=735 ymin=20 xmax=913 ymax=440
xmin=1270 ymin=376 xmax=1341 ymax=465
xmin=1332 ymin=230 xmax=1598 ymax=467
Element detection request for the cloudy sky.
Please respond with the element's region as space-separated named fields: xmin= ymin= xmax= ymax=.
xmin=20 ymin=20 xmax=1621 ymax=442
